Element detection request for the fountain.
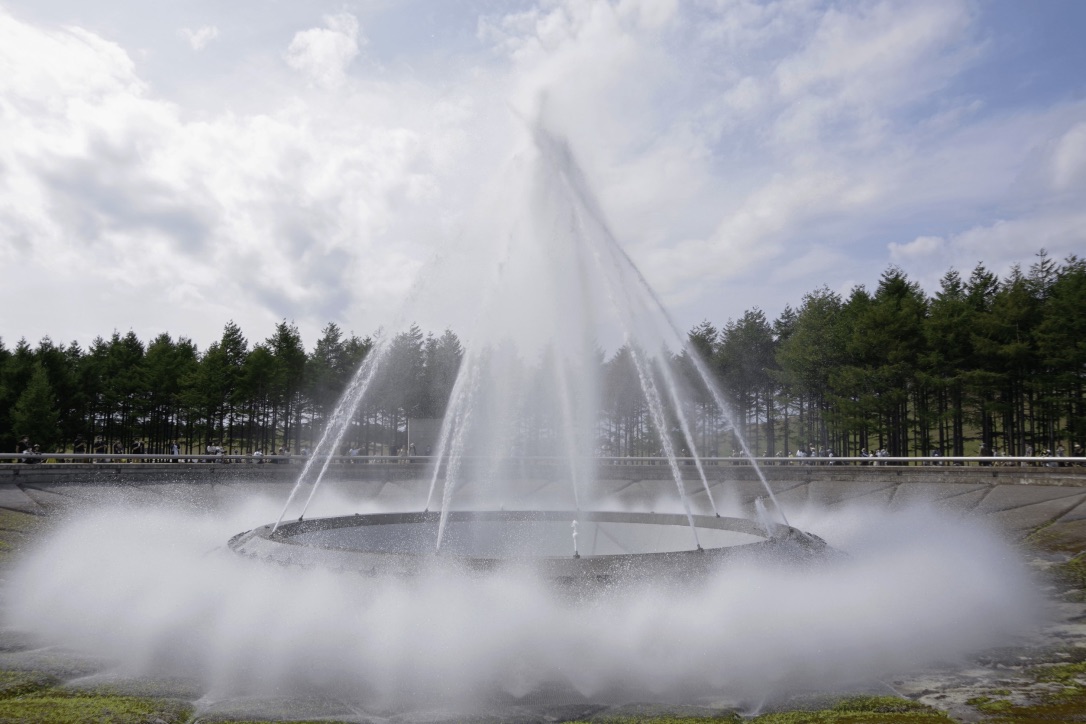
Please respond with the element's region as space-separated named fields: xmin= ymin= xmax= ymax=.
xmin=0 ymin=116 xmax=1043 ymax=721
xmin=228 ymin=120 xmax=826 ymax=579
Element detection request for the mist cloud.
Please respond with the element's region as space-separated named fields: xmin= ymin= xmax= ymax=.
xmin=5 ymin=500 xmax=1040 ymax=709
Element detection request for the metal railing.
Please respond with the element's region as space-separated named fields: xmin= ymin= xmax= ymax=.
xmin=3 ymin=453 xmax=1084 ymax=467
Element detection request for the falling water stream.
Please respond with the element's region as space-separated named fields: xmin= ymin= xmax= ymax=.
xmin=277 ymin=120 xmax=789 ymax=544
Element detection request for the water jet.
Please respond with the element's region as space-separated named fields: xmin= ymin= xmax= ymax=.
xmin=230 ymin=120 xmax=815 ymax=581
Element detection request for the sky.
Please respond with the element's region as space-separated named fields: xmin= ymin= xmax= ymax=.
xmin=1 ymin=0 xmax=1084 ymax=352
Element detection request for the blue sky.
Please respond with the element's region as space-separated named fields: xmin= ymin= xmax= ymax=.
xmin=1 ymin=0 xmax=1084 ymax=349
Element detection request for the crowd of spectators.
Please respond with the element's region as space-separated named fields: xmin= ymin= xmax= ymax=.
xmin=7 ymin=435 xmax=1085 ymax=466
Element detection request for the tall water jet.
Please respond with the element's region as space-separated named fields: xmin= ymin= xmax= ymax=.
xmin=253 ymin=116 xmax=808 ymax=575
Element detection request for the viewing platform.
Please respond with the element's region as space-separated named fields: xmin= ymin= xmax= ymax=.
xmin=2 ymin=454 xmax=1084 ymax=486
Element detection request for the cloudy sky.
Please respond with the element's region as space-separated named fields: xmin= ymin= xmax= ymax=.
xmin=1 ymin=0 xmax=1084 ymax=351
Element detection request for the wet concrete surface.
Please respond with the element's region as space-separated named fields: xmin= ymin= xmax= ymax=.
xmin=2 ymin=468 xmax=1086 ymax=722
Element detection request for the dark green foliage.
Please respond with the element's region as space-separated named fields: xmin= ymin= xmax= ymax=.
xmin=685 ymin=255 xmax=1086 ymax=460
xmin=0 ymin=252 xmax=1083 ymax=459
xmin=775 ymin=287 xmax=847 ymax=454
xmin=11 ymin=363 xmax=60 ymax=451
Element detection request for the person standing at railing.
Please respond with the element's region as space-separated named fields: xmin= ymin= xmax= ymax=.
xmin=978 ymin=443 xmax=990 ymax=466
xmin=25 ymin=444 xmax=43 ymax=464
xmin=15 ymin=435 xmax=30 ymax=463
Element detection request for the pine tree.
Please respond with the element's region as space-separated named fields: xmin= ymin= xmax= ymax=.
xmin=12 ymin=363 xmax=60 ymax=452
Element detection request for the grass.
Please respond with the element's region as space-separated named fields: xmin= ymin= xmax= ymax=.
xmin=0 ymin=509 xmax=42 ymax=566
xmin=1033 ymin=661 xmax=1086 ymax=684
xmin=580 ymin=718 xmax=740 ymax=724
xmin=966 ymin=695 xmax=1016 ymax=714
xmin=0 ymin=670 xmax=59 ymax=699
xmin=579 ymin=697 xmax=951 ymax=724
xmin=0 ymin=673 xmax=192 ymax=724
xmin=0 ymin=692 xmax=191 ymax=723
xmin=1054 ymin=555 xmax=1086 ymax=594
xmin=746 ymin=695 xmax=951 ymax=723
xmin=0 ymin=510 xmax=40 ymax=535
xmin=956 ymin=659 xmax=1086 ymax=722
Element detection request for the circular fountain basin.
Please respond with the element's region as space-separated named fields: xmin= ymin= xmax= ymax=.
xmin=228 ymin=510 xmax=827 ymax=583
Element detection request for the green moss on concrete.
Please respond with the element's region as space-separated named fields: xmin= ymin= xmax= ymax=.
xmin=975 ymin=696 xmax=1086 ymax=722
xmin=60 ymin=675 xmax=206 ymax=702
xmin=748 ymin=695 xmax=950 ymax=723
xmin=581 ymin=717 xmax=740 ymax=724
xmin=0 ymin=688 xmax=192 ymax=723
xmin=195 ymin=721 xmax=355 ymax=724
xmin=1026 ymin=518 xmax=1086 ymax=556
xmin=749 ymin=713 xmax=949 ymax=723
xmin=580 ymin=697 xmax=948 ymax=724
xmin=0 ymin=509 xmax=44 ymax=565
xmin=0 ymin=669 xmax=58 ymax=698
xmin=966 ymin=695 xmax=1016 ymax=714
xmin=0 ymin=510 xmax=40 ymax=535
xmin=962 ymin=660 xmax=1086 ymax=722
xmin=590 ymin=720 xmax=742 ymax=724
xmin=1034 ymin=661 xmax=1086 ymax=684
xmin=1056 ymin=555 xmax=1086 ymax=592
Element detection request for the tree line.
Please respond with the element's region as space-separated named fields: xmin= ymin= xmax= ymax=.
xmin=0 ymin=321 xmax=462 ymax=458
xmin=679 ymin=250 xmax=1084 ymax=459
xmin=2 ymin=251 xmax=1083 ymax=460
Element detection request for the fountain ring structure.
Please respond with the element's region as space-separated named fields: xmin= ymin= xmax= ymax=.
xmin=228 ymin=510 xmax=828 ymax=584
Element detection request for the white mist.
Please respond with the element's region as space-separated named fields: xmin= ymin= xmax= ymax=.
xmin=5 ymin=498 xmax=1041 ymax=708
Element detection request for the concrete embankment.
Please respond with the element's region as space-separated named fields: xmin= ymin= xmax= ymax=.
xmin=2 ymin=461 xmax=1085 ymax=544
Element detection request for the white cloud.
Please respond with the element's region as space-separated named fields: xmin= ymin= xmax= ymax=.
xmin=390 ymin=0 xmax=1085 ymax=328
xmin=285 ymin=13 xmax=363 ymax=90
xmin=0 ymin=6 xmax=468 ymax=348
xmin=0 ymin=11 xmax=144 ymax=101
xmin=945 ymin=213 xmax=1086 ymax=261
xmin=469 ymin=0 xmax=1010 ymax=315
xmin=888 ymin=235 xmax=946 ymax=262
xmin=1051 ymin=121 xmax=1086 ymax=192
xmin=179 ymin=25 xmax=219 ymax=51
xmin=1 ymin=0 xmax=1085 ymax=348
xmin=884 ymin=210 xmax=1086 ymax=298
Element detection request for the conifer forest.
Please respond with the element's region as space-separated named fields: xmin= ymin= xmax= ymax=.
xmin=2 ymin=252 xmax=1083 ymax=459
